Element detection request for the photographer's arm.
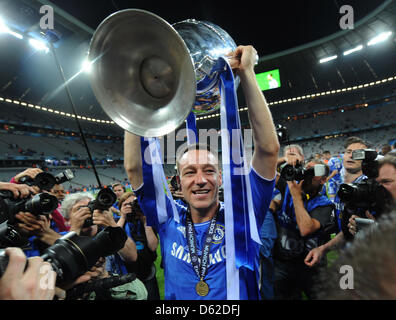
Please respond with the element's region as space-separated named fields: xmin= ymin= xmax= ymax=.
xmin=304 ymin=232 xmax=345 ymax=267
xmin=124 ymin=131 xmax=143 ymax=190
xmin=0 ymin=247 xmax=56 ymax=300
xmin=0 ymin=182 xmax=36 ymax=198
xmin=15 ymin=213 xmax=61 ymax=246
xmin=288 ymin=181 xmax=321 ymax=237
xmin=118 ymin=237 xmax=138 ymax=262
xmin=142 ymin=216 xmax=158 ymax=252
xmin=12 ymin=168 xmax=43 ymax=182
xmin=229 ymin=45 xmax=279 ymax=180
xmin=92 ymin=210 xmax=138 ymax=262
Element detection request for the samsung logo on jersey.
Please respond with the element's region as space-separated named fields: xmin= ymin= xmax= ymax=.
xmin=171 ymin=242 xmax=226 ymax=266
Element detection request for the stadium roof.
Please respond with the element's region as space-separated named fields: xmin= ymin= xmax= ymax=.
xmin=0 ymin=0 xmax=395 ymax=128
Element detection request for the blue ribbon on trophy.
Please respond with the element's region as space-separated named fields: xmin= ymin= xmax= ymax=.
xmin=140 ymin=137 xmax=180 ymax=230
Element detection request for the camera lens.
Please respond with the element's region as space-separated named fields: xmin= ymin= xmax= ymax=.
xmin=24 ymin=193 xmax=58 ymax=215
xmin=95 ymin=188 xmax=117 ymax=210
xmin=41 ymin=226 xmax=127 ymax=286
xmin=34 ymin=172 xmax=57 ymax=191
xmin=337 ymin=183 xmax=356 ymax=202
xmin=280 ymin=164 xmax=296 ymax=181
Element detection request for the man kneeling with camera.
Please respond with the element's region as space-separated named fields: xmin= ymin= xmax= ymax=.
xmin=271 ymin=160 xmax=334 ymax=299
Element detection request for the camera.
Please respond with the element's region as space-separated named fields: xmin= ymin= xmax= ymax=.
xmin=280 ymin=161 xmax=327 ymax=181
xmin=337 ymin=149 xmax=393 ymax=240
xmin=170 ymin=175 xmax=179 ymax=191
xmin=0 ymin=226 xmax=127 ymax=286
xmin=123 ymin=199 xmax=143 ymax=223
xmin=19 ymin=169 xmax=74 ymax=191
xmin=0 ymin=190 xmax=59 ymax=247
xmin=82 ymin=188 xmax=117 ymax=228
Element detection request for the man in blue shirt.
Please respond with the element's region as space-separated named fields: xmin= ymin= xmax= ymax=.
xmin=326 ymin=154 xmax=343 ymax=202
xmin=124 ymin=45 xmax=279 ymax=300
xmin=271 ymin=160 xmax=334 ymax=299
xmin=305 ymin=137 xmax=370 ymax=267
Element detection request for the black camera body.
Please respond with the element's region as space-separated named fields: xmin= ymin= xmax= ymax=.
xmin=280 ymin=162 xmax=327 ymax=181
xmin=124 ymin=199 xmax=144 ymax=223
xmin=0 ymin=226 xmax=127 ymax=286
xmin=83 ymin=188 xmax=117 ymax=228
xmin=337 ymin=149 xmax=393 ymax=240
xmin=19 ymin=169 xmax=74 ymax=191
xmin=0 ymin=190 xmax=59 ymax=248
xmin=170 ymin=175 xmax=179 ymax=191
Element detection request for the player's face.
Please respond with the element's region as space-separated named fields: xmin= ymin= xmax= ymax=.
xmin=178 ymin=149 xmax=222 ymax=212
xmin=343 ymin=143 xmax=367 ymax=173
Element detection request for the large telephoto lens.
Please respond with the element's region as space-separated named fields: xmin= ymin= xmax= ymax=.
xmin=40 ymin=226 xmax=127 ymax=286
xmin=23 ymin=193 xmax=58 ymax=216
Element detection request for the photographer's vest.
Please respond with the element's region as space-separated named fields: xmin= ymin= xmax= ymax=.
xmin=274 ymin=186 xmax=333 ymax=260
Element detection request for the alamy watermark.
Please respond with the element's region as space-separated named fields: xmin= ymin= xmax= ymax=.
xmin=143 ymin=128 xmax=254 ymax=175
xmin=39 ymin=5 xmax=54 ymax=30
xmin=339 ymin=5 xmax=354 ymax=30
xmin=39 ymin=264 xmax=56 ymax=290
xmin=339 ymin=265 xmax=354 ymax=290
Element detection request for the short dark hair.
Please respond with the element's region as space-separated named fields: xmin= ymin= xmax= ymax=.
xmin=175 ymin=143 xmax=219 ymax=173
xmin=344 ymin=136 xmax=369 ymax=149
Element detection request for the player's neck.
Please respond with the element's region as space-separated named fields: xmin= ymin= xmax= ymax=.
xmin=190 ymin=202 xmax=219 ymax=224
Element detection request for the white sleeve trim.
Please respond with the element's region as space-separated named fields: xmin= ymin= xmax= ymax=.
xmin=250 ymin=164 xmax=277 ymax=182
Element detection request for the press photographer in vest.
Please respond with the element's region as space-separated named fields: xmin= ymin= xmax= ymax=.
xmin=271 ymin=160 xmax=335 ymax=299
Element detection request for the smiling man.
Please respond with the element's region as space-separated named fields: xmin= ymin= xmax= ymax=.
xmin=304 ymin=136 xmax=370 ymax=268
xmin=124 ymin=45 xmax=279 ymax=300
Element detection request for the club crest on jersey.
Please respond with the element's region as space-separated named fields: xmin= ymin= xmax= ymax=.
xmin=212 ymin=224 xmax=225 ymax=244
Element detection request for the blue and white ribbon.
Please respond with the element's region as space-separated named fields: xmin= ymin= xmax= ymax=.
xmin=140 ymin=137 xmax=180 ymax=228
xmin=216 ymin=57 xmax=260 ymax=300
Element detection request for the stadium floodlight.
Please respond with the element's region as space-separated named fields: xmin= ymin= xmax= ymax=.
xmin=0 ymin=17 xmax=23 ymax=39
xmin=81 ymin=59 xmax=93 ymax=73
xmin=367 ymin=31 xmax=393 ymax=46
xmin=29 ymin=38 xmax=49 ymax=53
xmin=343 ymin=44 xmax=363 ymax=56
xmin=319 ymin=55 xmax=338 ymax=64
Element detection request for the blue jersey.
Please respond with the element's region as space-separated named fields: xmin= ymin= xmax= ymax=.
xmin=134 ymin=167 xmax=275 ymax=300
xmin=327 ymin=156 xmax=343 ymax=196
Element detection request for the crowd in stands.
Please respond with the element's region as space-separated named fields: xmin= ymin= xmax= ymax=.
xmin=0 ymin=133 xmax=395 ymax=300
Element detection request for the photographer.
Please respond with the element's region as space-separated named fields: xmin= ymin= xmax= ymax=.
xmin=60 ymin=192 xmax=147 ymax=300
xmin=304 ymin=137 xmax=392 ymax=267
xmin=2 ymin=168 xmax=73 ymax=256
xmin=116 ymin=192 xmax=160 ymax=300
xmin=347 ymin=154 xmax=396 ymax=236
xmin=110 ymin=183 xmax=126 ymax=220
xmin=272 ymin=160 xmax=334 ymax=299
xmin=10 ymin=167 xmax=70 ymax=233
